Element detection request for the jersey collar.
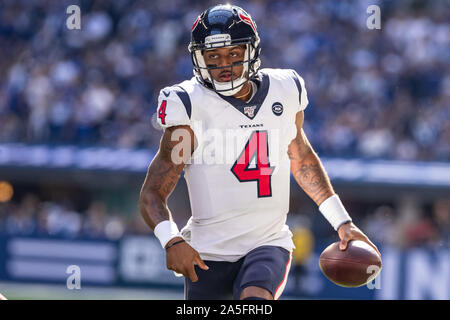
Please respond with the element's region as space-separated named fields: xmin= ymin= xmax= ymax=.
xmin=216 ymin=71 xmax=270 ymax=120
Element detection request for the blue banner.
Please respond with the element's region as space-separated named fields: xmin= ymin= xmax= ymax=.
xmin=0 ymin=235 xmax=448 ymax=299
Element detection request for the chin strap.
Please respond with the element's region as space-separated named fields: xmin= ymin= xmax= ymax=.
xmin=212 ymin=76 xmax=247 ymax=96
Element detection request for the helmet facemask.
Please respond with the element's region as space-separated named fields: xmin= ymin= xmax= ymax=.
xmin=190 ymin=36 xmax=261 ymax=96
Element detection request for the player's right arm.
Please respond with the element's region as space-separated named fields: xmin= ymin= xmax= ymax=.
xmin=139 ymin=88 xmax=208 ymax=282
xmin=139 ymin=125 xmax=207 ymax=282
xmin=139 ymin=124 xmax=193 ymax=231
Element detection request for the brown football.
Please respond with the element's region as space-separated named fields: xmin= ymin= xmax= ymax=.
xmin=319 ymin=240 xmax=382 ymax=287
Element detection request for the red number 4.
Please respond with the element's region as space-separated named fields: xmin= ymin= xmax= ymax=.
xmin=231 ymin=130 xmax=274 ymax=197
xmin=158 ymin=100 xmax=167 ymax=125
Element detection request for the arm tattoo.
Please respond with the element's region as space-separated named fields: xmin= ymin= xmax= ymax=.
xmin=289 ymin=130 xmax=334 ymax=206
xmin=139 ymin=126 xmax=195 ymax=229
xmin=293 ymin=161 xmax=333 ymax=205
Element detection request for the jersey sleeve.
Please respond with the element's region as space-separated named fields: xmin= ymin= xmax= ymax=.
xmin=290 ymin=69 xmax=309 ymax=112
xmin=155 ymin=86 xmax=192 ymax=129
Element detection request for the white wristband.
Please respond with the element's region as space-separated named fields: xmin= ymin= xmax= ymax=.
xmin=319 ymin=194 xmax=352 ymax=231
xmin=154 ymin=220 xmax=180 ymax=249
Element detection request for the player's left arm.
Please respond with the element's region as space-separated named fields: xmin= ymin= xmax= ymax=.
xmin=288 ymin=111 xmax=380 ymax=256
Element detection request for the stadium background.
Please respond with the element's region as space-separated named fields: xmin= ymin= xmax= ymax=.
xmin=0 ymin=0 xmax=448 ymax=299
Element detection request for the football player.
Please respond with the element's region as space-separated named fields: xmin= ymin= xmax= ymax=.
xmin=139 ymin=4 xmax=380 ymax=300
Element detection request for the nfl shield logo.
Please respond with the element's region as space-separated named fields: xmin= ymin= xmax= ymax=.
xmin=244 ymin=105 xmax=256 ymax=118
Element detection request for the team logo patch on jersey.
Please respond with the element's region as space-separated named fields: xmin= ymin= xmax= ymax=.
xmin=272 ymin=102 xmax=283 ymax=116
xmin=244 ymin=105 xmax=257 ymax=118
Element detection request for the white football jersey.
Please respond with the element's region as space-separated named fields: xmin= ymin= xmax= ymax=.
xmin=156 ymin=68 xmax=308 ymax=262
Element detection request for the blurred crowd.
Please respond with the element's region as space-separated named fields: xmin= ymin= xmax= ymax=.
xmin=360 ymin=200 xmax=450 ymax=249
xmin=0 ymin=192 xmax=448 ymax=250
xmin=0 ymin=0 xmax=449 ymax=161
xmin=0 ymin=193 xmax=152 ymax=240
xmin=289 ymin=196 xmax=450 ymax=252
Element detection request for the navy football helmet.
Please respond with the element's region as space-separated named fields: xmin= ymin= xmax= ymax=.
xmin=188 ymin=4 xmax=261 ymax=96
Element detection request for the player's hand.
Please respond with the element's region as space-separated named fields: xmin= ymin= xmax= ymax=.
xmin=337 ymin=222 xmax=381 ymax=257
xmin=165 ymin=236 xmax=209 ymax=282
